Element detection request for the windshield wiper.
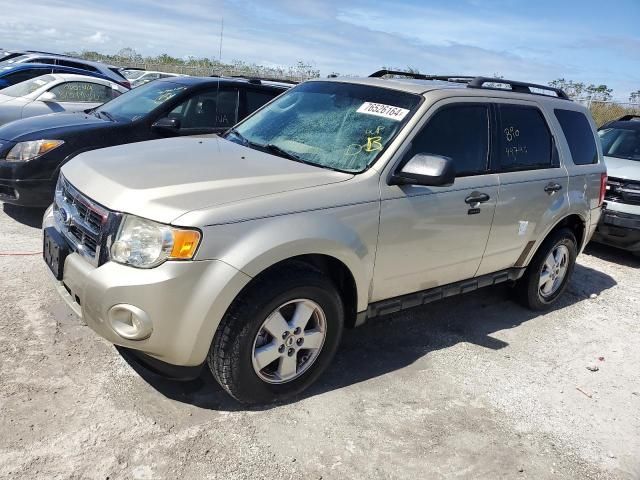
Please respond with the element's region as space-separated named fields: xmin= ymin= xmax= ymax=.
xmin=226 ymin=128 xmax=252 ymax=146
xmin=263 ymin=143 xmax=304 ymax=162
xmin=97 ymin=110 xmax=115 ymax=122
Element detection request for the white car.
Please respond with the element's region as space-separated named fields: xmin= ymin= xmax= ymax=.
xmin=122 ymin=69 xmax=185 ymax=88
xmin=0 ymin=74 xmax=128 ymax=126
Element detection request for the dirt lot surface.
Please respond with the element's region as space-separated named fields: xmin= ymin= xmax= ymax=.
xmin=0 ymin=203 xmax=639 ymax=480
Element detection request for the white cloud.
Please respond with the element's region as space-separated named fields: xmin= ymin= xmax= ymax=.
xmin=84 ymin=31 xmax=110 ymax=44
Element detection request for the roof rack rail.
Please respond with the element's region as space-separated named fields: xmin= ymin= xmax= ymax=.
xmin=370 ymin=69 xmax=475 ymax=83
xmin=467 ymin=77 xmax=569 ymax=100
xmin=371 ymin=70 xmax=570 ymax=100
xmin=229 ymin=75 xmax=299 ymax=85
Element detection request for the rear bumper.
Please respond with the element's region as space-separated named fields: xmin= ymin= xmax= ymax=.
xmin=0 ymin=177 xmax=54 ymax=207
xmin=592 ymin=203 xmax=640 ymax=252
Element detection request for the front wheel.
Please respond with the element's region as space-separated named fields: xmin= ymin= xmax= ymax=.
xmin=208 ymin=264 xmax=344 ymax=404
xmin=515 ymin=228 xmax=577 ymax=310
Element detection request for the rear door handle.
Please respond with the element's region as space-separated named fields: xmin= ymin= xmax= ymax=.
xmin=465 ymin=192 xmax=491 ymax=204
xmin=544 ymin=182 xmax=563 ymax=194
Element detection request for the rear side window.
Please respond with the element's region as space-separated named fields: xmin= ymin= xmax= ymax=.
xmin=407 ymin=104 xmax=489 ymax=176
xmin=554 ymin=109 xmax=598 ymax=165
xmin=498 ymin=105 xmax=553 ymax=171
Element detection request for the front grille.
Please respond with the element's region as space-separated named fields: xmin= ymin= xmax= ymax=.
xmin=53 ymin=175 xmax=119 ymax=266
xmin=605 ymin=177 xmax=640 ymax=206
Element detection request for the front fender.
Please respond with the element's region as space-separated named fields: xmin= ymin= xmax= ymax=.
xmin=195 ymin=203 xmax=380 ymax=312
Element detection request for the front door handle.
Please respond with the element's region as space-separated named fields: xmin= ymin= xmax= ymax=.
xmin=544 ymin=182 xmax=563 ymax=194
xmin=465 ymin=192 xmax=491 ymax=205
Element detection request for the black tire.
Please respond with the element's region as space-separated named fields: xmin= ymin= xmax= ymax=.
xmin=208 ymin=263 xmax=344 ymax=404
xmin=514 ymin=228 xmax=577 ymax=311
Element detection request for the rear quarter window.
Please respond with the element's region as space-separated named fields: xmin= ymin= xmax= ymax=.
xmin=554 ymin=109 xmax=598 ymax=165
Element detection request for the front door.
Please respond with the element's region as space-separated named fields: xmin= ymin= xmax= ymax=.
xmin=372 ymin=101 xmax=498 ymax=302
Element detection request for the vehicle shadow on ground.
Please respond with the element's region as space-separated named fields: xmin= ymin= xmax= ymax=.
xmin=121 ymin=262 xmax=617 ymax=411
xmin=583 ymin=242 xmax=640 ymax=268
xmin=2 ymin=203 xmax=46 ymax=229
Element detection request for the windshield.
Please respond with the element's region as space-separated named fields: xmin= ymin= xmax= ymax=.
xmin=96 ymin=80 xmax=186 ymax=121
xmin=0 ymin=75 xmax=55 ymax=97
xmin=225 ymin=81 xmax=421 ymax=173
xmin=599 ymin=127 xmax=640 ymax=161
xmin=122 ymin=69 xmax=146 ymax=80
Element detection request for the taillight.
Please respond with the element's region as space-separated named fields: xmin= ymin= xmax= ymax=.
xmin=599 ymin=173 xmax=607 ymax=206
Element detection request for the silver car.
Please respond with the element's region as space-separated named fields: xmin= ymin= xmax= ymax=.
xmin=43 ymin=72 xmax=606 ymax=404
xmin=0 ymin=74 xmax=128 ymax=126
xmin=592 ymin=115 xmax=640 ymax=255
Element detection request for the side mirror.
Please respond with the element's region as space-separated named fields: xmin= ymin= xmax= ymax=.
xmin=152 ymin=116 xmax=181 ymax=134
xmin=38 ymin=91 xmax=58 ymax=103
xmin=390 ymin=153 xmax=456 ymax=187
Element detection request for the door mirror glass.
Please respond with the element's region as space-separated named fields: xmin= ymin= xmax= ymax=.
xmin=152 ymin=116 xmax=181 ymax=134
xmin=390 ymin=153 xmax=455 ymax=186
xmin=38 ymin=91 xmax=57 ymax=102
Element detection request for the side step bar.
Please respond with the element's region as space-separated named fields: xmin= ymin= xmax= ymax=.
xmin=364 ymin=267 xmax=526 ymax=320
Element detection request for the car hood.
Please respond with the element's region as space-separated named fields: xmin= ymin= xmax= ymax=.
xmin=0 ymin=111 xmax=108 ymax=141
xmin=62 ymin=136 xmax=353 ymax=225
xmin=604 ymin=156 xmax=640 ymax=180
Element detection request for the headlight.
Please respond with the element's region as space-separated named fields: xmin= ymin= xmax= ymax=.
xmin=6 ymin=139 xmax=64 ymax=162
xmin=110 ymin=215 xmax=201 ymax=268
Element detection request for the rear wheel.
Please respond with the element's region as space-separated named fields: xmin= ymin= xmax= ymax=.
xmin=515 ymin=228 xmax=577 ymax=310
xmin=208 ymin=264 xmax=344 ymax=404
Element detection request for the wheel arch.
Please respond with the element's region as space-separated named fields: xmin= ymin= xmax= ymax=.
xmin=521 ymin=212 xmax=587 ymax=267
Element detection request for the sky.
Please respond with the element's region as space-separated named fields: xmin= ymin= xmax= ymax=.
xmin=1 ymin=0 xmax=639 ymax=99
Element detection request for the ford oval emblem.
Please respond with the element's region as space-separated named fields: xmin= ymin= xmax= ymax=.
xmin=59 ymin=208 xmax=69 ymax=224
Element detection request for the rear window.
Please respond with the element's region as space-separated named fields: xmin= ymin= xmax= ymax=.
xmin=497 ymin=105 xmax=553 ymax=171
xmin=554 ymin=109 xmax=598 ymax=165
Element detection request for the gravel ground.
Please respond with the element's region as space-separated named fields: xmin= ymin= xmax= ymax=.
xmin=0 ymin=202 xmax=639 ymax=480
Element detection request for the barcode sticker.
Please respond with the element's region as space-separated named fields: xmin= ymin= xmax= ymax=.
xmin=356 ymin=102 xmax=410 ymax=121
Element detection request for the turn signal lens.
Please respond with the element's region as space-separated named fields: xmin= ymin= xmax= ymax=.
xmin=599 ymin=173 xmax=607 ymax=207
xmin=170 ymin=230 xmax=201 ymax=259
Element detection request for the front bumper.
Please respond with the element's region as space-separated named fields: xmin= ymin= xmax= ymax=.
xmin=592 ymin=202 xmax=640 ymax=252
xmin=44 ymin=209 xmax=252 ymax=367
xmin=0 ymin=177 xmax=54 ymax=207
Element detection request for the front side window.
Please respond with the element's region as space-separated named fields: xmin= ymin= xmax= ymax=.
xmin=170 ymin=88 xmax=239 ymax=129
xmin=406 ymin=104 xmax=489 ymax=176
xmin=95 ymin=80 xmax=187 ymax=122
xmin=598 ymin=127 xmax=640 ymax=161
xmin=246 ymin=90 xmax=280 ymax=115
xmin=226 ymin=81 xmax=421 ymax=173
xmin=0 ymin=74 xmax=55 ymax=97
xmin=498 ymin=105 xmax=553 ymax=171
xmin=49 ymin=81 xmax=119 ymax=103
xmin=554 ymin=109 xmax=598 ymax=165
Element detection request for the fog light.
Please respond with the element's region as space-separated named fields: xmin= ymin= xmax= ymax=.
xmin=108 ymin=304 xmax=152 ymax=340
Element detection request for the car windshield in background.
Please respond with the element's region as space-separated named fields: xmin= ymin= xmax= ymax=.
xmin=95 ymin=80 xmax=187 ymax=122
xmin=599 ymin=127 xmax=640 ymax=161
xmin=225 ymin=81 xmax=421 ymax=173
xmin=0 ymin=54 xmax=29 ymax=65
xmin=0 ymin=75 xmax=55 ymax=97
xmin=122 ymin=70 xmax=146 ymax=80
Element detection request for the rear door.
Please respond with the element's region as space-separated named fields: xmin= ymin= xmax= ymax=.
xmin=373 ymin=100 xmax=499 ymax=301
xmin=477 ymin=101 xmax=569 ymax=275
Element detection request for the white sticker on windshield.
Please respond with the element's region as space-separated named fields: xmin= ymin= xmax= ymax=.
xmin=356 ymin=102 xmax=410 ymax=121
